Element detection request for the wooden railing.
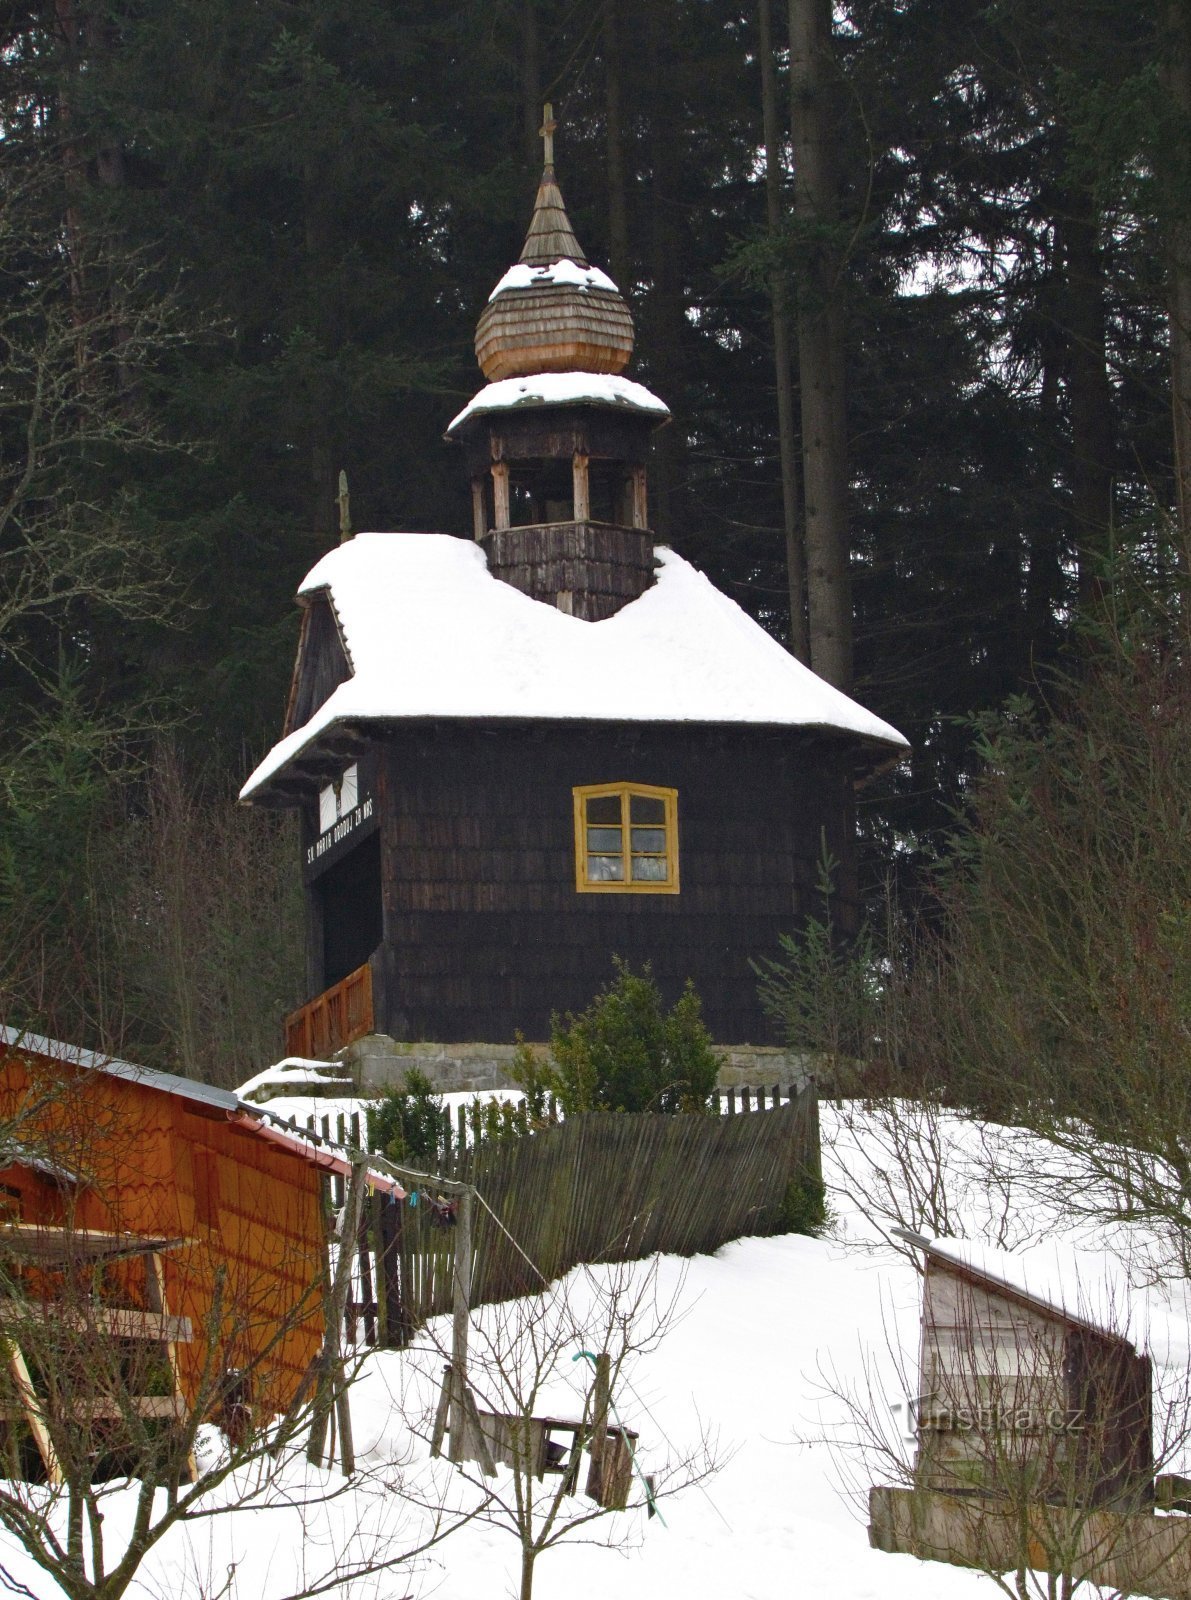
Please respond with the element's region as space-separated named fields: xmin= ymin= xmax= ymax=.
xmin=284 ymin=962 xmax=373 ymax=1060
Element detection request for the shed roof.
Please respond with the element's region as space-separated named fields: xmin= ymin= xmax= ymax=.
xmin=896 ymin=1229 xmax=1140 ymax=1343
xmin=0 ymin=1026 xmax=241 ymax=1115
xmin=0 ymin=1027 xmax=402 ymax=1196
xmin=240 ymin=533 xmax=908 ymax=802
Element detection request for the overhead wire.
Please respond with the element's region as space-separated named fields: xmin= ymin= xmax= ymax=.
xmin=462 ymin=1187 xmax=721 ymax=1529
xmin=471 ymin=1184 xmax=552 ymax=1289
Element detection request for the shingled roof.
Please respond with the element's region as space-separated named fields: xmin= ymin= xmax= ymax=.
xmin=240 ymin=533 xmax=908 ymax=804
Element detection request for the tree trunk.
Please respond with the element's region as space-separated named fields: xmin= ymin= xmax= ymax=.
xmin=788 ymin=0 xmax=852 ymax=690
xmin=1057 ymin=196 xmax=1115 ymax=609
xmin=520 ymin=1544 xmax=535 ymax=1600
xmin=644 ymin=0 xmax=689 ymax=544
xmin=759 ymin=0 xmax=808 ymax=660
xmin=1161 ymin=0 xmax=1191 ymax=564
xmin=603 ymin=0 xmax=631 ymax=288
xmin=1026 ymin=347 xmax=1064 ymax=647
xmin=53 ymin=0 xmax=88 ymax=324
xmin=523 ymin=0 xmax=542 ymax=172
xmin=304 ymin=148 xmax=340 ymax=540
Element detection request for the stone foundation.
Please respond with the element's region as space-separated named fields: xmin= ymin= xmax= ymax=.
xmin=714 ymin=1045 xmax=815 ymax=1091
xmin=342 ymin=1034 xmax=815 ymax=1096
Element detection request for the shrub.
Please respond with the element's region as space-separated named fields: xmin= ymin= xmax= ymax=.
xmin=513 ymin=959 xmax=721 ymax=1115
xmin=774 ymin=1168 xmax=828 ymax=1237
xmin=367 ymin=1067 xmax=444 ymax=1165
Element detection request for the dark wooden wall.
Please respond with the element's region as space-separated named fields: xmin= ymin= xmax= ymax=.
xmin=369 ymin=720 xmax=857 ymax=1045
xmin=286 ymin=595 xmax=350 ymax=734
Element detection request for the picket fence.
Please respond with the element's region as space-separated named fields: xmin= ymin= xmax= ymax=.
xmin=305 ymin=1085 xmax=819 ymax=1346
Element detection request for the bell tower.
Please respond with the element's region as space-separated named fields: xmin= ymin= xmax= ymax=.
xmin=446 ymin=106 xmax=670 ymax=621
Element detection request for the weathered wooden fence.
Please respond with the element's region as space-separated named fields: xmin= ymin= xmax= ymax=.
xmin=370 ymin=1087 xmax=819 ymax=1340
xmin=301 ymin=1086 xmax=819 ymax=1346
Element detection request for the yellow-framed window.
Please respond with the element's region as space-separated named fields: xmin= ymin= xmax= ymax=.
xmin=572 ymin=783 xmax=679 ymax=894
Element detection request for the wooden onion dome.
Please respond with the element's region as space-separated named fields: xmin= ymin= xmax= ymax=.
xmin=475 ymin=108 xmax=634 ymax=382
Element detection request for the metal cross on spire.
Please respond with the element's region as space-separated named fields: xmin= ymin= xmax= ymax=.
xmin=539 ymin=102 xmax=557 ymax=169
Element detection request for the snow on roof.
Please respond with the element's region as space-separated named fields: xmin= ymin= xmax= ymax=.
xmin=488 ymin=260 xmax=620 ymax=300
xmin=909 ymin=1232 xmax=1142 ymax=1343
xmin=235 ymin=1057 xmax=353 ymax=1102
xmin=447 ymin=371 xmax=669 ymax=434
xmin=240 ymin=533 xmax=908 ymax=800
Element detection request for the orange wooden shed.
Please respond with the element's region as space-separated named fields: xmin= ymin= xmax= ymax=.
xmin=0 ymin=1027 xmax=400 ymax=1426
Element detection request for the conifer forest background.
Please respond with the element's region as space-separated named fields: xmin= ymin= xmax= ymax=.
xmin=1 ymin=0 xmax=1188 ymax=1085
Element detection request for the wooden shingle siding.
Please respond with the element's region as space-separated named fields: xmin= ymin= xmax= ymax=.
xmin=373 ymin=721 xmax=855 ymax=1044
xmin=476 ymin=285 xmax=634 ymax=380
xmin=284 ymin=594 xmax=351 ymax=735
xmin=481 ymin=522 xmax=655 ymax=619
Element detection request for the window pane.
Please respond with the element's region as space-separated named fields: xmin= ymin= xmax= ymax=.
xmin=587 ymin=855 xmax=625 ymax=882
xmin=631 ymin=828 xmax=666 ymax=853
xmin=631 ymin=856 xmax=669 ymax=882
xmin=630 ymin=794 xmax=666 ymax=825
xmin=587 ymin=827 xmax=623 ymax=852
xmin=586 ymin=795 xmax=621 ymax=825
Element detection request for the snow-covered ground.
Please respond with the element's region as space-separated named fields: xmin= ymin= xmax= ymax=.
xmin=5 ymin=1102 xmax=1191 ymax=1599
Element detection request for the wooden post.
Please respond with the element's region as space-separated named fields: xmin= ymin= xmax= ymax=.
xmin=308 ymin=1158 xmax=369 ymax=1473
xmin=492 ymin=462 xmax=511 ymax=530
xmin=471 ymin=478 xmax=487 ymax=540
xmin=585 ymin=1351 xmax=611 ymax=1502
xmin=146 ymin=1251 xmax=197 ymax=1481
xmin=370 ymin=1191 xmax=387 ymax=1345
xmin=4 ymin=1341 xmax=60 ymax=1484
xmin=572 ymin=451 xmax=590 ymax=521
xmin=448 ymin=1187 xmax=473 ymax=1463
xmin=357 ymin=1201 xmax=376 ymax=1348
xmin=378 ymin=1195 xmax=407 ymax=1348
xmin=430 ymin=1364 xmax=453 ymax=1457
xmin=630 ymin=464 xmax=648 ymax=529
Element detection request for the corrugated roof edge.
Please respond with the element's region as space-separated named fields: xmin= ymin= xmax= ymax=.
xmin=0 ymin=1025 xmax=242 ymax=1115
xmin=0 ymin=1026 xmax=404 ymax=1196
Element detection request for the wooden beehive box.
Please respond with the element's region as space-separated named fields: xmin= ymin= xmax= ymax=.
xmin=899 ymin=1232 xmax=1153 ymax=1511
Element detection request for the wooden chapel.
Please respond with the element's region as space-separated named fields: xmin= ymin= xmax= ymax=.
xmin=240 ymin=110 xmax=908 ymax=1068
